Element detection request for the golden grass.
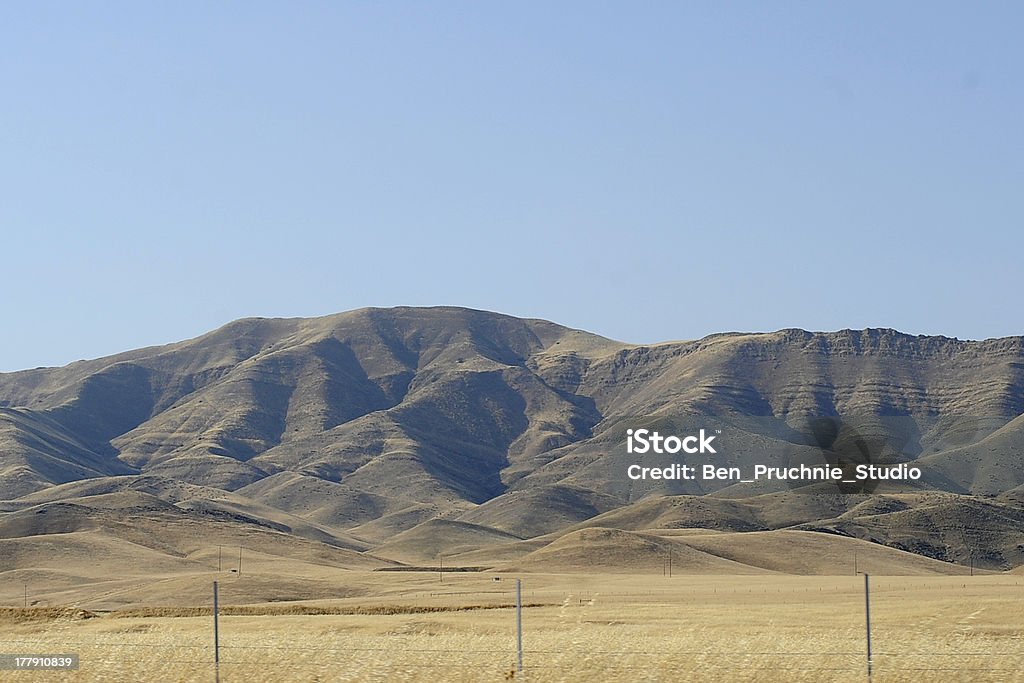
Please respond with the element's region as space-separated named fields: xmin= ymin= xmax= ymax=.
xmin=1 ymin=573 xmax=1023 ymax=682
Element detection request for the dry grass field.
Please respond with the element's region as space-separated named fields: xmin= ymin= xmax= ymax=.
xmin=2 ymin=572 xmax=1023 ymax=682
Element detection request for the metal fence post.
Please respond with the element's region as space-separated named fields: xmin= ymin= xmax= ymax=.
xmin=516 ymin=578 xmax=523 ymax=674
xmin=864 ymin=573 xmax=872 ymax=680
xmin=213 ymin=581 xmax=220 ymax=683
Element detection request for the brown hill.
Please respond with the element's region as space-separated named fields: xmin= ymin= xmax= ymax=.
xmin=502 ymin=527 xmax=769 ymax=574
xmin=1 ymin=306 xmax=1022 ymax=584
xmin=372 ymin=519 xmax=523 ymax=564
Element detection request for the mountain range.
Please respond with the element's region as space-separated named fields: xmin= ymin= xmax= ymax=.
xmin=2 ymin=306 xmax=1023 ymax=604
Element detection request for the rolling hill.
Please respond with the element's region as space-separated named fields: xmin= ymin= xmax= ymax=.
xmin=0 ymin=306 xmax=1022 ymax=601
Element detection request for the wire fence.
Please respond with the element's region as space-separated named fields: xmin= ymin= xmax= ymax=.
xmin=2 ymin=576 xmax=1024 ymax=681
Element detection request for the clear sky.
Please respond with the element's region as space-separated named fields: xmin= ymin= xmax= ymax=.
xmin=2 ymin=2 xmax=1021 ymax=372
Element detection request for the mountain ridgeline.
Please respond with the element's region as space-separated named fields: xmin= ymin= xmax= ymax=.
xmin=1 ymin=307 xmax=1023 ymax=574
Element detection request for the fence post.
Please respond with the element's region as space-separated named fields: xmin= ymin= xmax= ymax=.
xmin=516 ymin=578 xmax=523 ymax=674
xmin=213 ymin=581 xmax=220 ymax=683
xmin=864 ymin=573 xmax=872 ymax=680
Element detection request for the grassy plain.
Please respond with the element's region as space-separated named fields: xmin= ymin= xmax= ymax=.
xmin=1 ymin=572 xmax=1023 ymax=682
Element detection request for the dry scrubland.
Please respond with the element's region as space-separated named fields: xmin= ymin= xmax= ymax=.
xmin=1 ymin=573 xmax=1023 ymax=682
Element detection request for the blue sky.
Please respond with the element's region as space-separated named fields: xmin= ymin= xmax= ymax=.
xmin=1 ymin=2 xmax=1021 ymax=371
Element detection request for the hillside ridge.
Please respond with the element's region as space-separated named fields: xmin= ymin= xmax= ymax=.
xmin=0 ymin=307 xmax=1021 ymax=573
